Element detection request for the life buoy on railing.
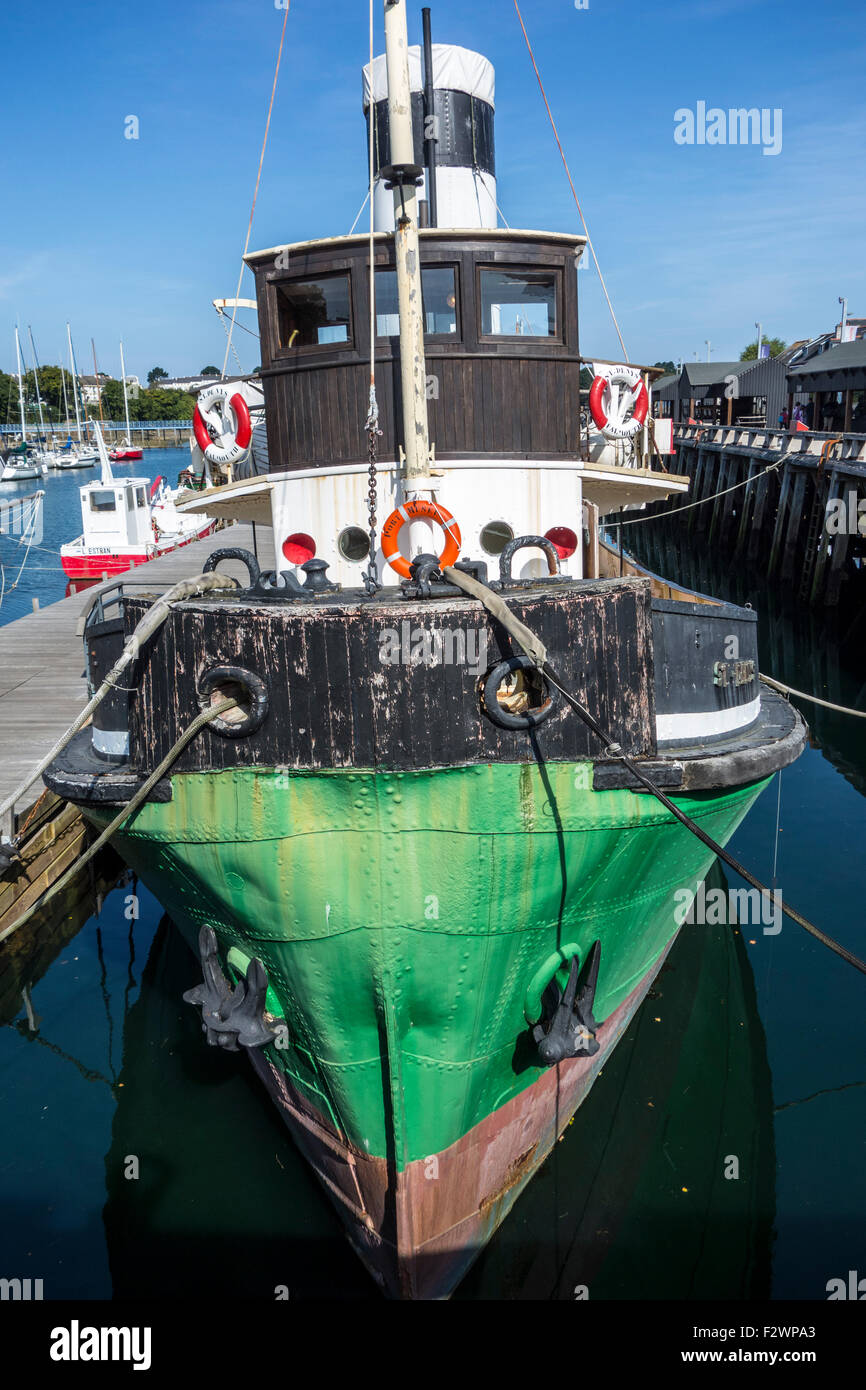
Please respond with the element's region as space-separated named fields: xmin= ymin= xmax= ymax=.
xmin=589 ymin=366 xmax=649 ymax=440
xmin=149 ymin=475 xmax=164 ymax=499
xmin=193 ymin=384 xmax=252 ymax=465
xmin=380 ymin=499 xmax=462 ymax=579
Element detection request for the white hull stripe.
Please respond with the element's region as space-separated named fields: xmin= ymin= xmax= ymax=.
xmin=656 ymin=696 xmax=761 ymax=744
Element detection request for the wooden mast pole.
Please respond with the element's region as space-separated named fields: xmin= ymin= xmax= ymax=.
xmin=384 ymin=0 xmax=433 ymax=489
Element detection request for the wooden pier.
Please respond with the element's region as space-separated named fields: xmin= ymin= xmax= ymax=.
xmin=0 ymin=523 xmax=273 ymax=937
xmin=651 ymin=425 xmax=866 ymax=607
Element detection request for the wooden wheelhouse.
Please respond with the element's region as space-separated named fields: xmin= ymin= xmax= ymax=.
xmin=247 ymin=228 xmax=585 ymax=468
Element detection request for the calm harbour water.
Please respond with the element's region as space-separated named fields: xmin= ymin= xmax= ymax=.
xmin=0 ymin=447 xmax=189 ymax=625
xmin=0 ymin=479 xmax=863 ymax=1300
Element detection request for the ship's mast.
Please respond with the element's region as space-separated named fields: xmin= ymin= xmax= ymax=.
xmin=383 ymin=0 xmax=433 ymax=486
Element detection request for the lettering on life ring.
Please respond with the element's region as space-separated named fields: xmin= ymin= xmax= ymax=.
xmin=589 ymin=366 xmax=649 ymax=440
xmin=193 ymin=385 xmax=253 ymax=465
xmin=380 ymin=499 xmax=462 ymax=579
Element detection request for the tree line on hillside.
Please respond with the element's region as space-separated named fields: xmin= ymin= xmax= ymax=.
xmin=0 ymin=366 xmax=199 ymax=426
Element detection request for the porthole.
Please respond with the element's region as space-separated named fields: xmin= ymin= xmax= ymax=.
xmin=480 ymin=520 xmax=514 ymax=555
xmin=338 ymin=526 xmax=371 ymax=562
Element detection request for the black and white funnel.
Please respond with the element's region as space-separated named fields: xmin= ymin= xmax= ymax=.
xmin=363 ymin=43 xmax=496 ymax=231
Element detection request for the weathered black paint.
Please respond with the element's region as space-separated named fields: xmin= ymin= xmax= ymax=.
xmin=125 ymin=578 xmax=656 ymax=775
xmin=652 ymin=597 xmax=759 ymax=722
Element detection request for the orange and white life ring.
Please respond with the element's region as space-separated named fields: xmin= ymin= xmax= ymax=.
xmin=380 ymin=499 xmax=462 ymax=579
xmin=589 ymin=367 xmax=649 ymax=440
xmin=193 ymin=384 xmax=252 ymax=465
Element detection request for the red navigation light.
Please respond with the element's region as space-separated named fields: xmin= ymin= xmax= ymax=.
xmin=282 ymin=532 xmax=316 ymax=565
xmin=544 ymin=526 xmax=578 ymax=560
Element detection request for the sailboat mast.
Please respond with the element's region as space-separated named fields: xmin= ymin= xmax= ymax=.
xmin=14 ymin=327 xmax=27 ymax=441
xmin=67 ymin=323 xmax=83 ymax=442
xmin=91 ymin=340 xmax=107 ymax=430
xmin=383 ymin=0 xmax=432 ymax=485
xmin=119 ymin=340 xmax=132 ymax=441
xmin=27 ymin=327 xmax=47 ymax=438
xmin=60 ymin=361 xmax=70 ymax=428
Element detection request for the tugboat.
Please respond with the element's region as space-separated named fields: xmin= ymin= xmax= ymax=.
xmin=45 ymin=4 xmax=806 ymax=1299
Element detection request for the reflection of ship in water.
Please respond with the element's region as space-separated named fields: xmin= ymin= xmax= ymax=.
xmin=103 ymin=916 xmax=373 ymax=1301
xmin=460 ymin=863 xmax=775 ymax=1300
xmin=622 ymin=521 xmax=866 ymax=800
xmin=104 ymin=875 xmax=774 ymax=1301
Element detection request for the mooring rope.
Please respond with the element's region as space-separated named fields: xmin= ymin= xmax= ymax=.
xmin=220 ymin=0 xmax=291 ymax=379
xmin=0 ymin=697 xmax=238 ymax=947
xmin=759 ymin=674 xmax=866 ymax=720
xmin=442 ymin=565 xmax=866 ymax=976
xmin=512 ymin=0 xmax=629 ymax=362
xmin=615 ymin=453 xmax=786 ymax=527
xmin=0 ymin=571 xmax=238 ymax=827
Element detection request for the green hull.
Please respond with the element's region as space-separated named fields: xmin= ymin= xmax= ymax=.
xmin=88 ymin=759 xmax=767 ymax=1167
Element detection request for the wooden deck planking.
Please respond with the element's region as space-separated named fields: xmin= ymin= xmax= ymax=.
xmin=0 ymin=523 xmax=274 ymax=814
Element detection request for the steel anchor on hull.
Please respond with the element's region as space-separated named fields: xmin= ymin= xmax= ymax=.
xmin=532 ymin=940 xmax=602 ymax=1066
xmin=183 ymin=925 xmax=279 ymax=1051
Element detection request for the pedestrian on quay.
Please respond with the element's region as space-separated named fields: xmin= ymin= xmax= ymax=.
xmin=779 ymin=407 xmax=789 ymax=429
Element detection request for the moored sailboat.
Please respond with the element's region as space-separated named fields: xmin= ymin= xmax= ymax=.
xmin=1 ymin=328 xmax=45 ymax=482
xmin=109 ymin=341 xmax=144 ymax=462
xmin=45 ymin=4 xmax=806 ymax=1299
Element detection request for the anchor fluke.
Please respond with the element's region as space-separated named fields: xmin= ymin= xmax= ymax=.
xmin=532 ymin=940 xmax=601 ymax=1066
xmin=183 ymin=925 xmax=278 ymax=1051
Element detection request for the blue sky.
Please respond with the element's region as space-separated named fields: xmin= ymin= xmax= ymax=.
xmin=2 ymin=0 xmax=863 ymax=381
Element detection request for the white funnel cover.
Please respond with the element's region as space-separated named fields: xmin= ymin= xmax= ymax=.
xmin=362 ymin=44 xmax=494 ymax=109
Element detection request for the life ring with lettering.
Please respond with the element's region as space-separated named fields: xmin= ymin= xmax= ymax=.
xmin=193 ymin=385 xmax=252 ymax=465
xmin=589 ymin=367 xmax=649 ymax=440
xmin=380 ymin=499 xmax=462 ymax=579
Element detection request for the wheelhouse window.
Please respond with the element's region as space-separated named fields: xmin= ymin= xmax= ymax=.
xmin=375 ymin=266 xmax=459 ymax=338
xmin=275 ymin=273 xmax=352 ymax=350
xmin=89 ymin=490 xmax=117 ymax=512
xmin=479 ymin=268 xmax=559 ymax=339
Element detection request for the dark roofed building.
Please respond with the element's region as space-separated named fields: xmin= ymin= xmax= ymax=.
xmin=785 ymin=340 xmax=866 ymax=433
xmin=652 ymin=357 xmax=789 ymax=426
xmin=651 ymin=372 xmax=679 ymax=417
